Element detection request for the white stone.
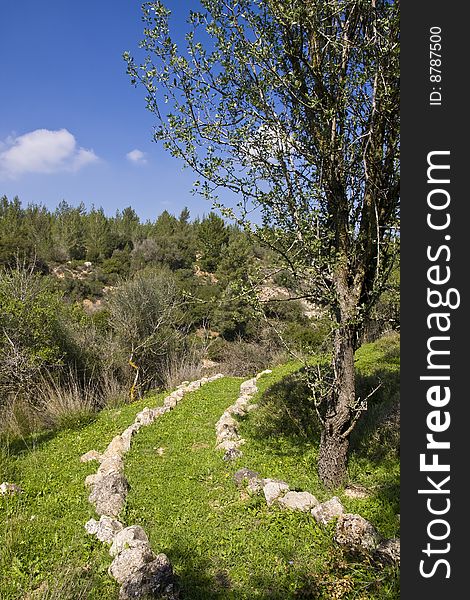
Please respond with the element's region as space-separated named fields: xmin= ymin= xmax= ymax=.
xmin=110 ymin=526 xmax=150 ymax=557
xmin=240 ymin=379 xmax=257 ymax=395
xmin=89 ymin=472 xmax=128 ymax=517
xmin=109 ymin=544 xmax=156 ymax=584
xmin=311 ymin=496 xmax=344 ymax=525
xmin=85 ymin=515 xmax=124 ymax=543
xmin=80 ymin=450 xmax=102 ymax=463
xmin=256 ymin=369 xmax=272 ymax=379
xmin=98 ymin=455 xmax=124 ymax=476
xmin=263 ymin=480 xmax=290 ymax=506
xmin=85 ymin=473 xmax=99 ymax=488
xmin=277 ymin=491 xmax=319 ymax=512
xmin=0 ymin=482 xmax=22 ymax=496
xmin=216 ymin=439 xmax=245 ymax=451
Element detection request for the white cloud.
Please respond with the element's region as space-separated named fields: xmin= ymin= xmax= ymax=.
xmin=126 ymin=149 xmax=147 ymax=164
xmin=0 ymin=128 xmax=99 ymax=179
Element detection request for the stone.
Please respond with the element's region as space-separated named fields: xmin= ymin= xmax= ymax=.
xmin=343 ymin=484 xmax=371 ymax=499
xmin=223 ymin=448 xmax=243 ymax=461
xmin=164 ymin=397 xmax=178 ymax=408
xmin=240 ymin=379 xmax=257 ymax=395
xmin=216 ymin=439 xmax=245 ymax=452
xmin=226 ymin=404 xmax=246 ymax=417
xmin=119 ymin=554 xmax=179 ymax=600
xmin=235 ymin=395 xmax=251 ymax=406
xmin=186 ymin=381 xmax=201 ymax=391
xmin=80 ymin=450 xmax=102 ymax=463
xmin=104 ymin=434 xmax=131 ymax=457
xmin=277 ymin=491 xmax=319 ymax=512
xmin=335 ymin=513 xmax=382 ymax=552
xmin=98 ymin=455 xmax=124 ymax=476
xmin=121 ymin=424 xmax=141 ymax=442
xmin=136 ymin=408 xmax=158 ymax=426
xmin=262 ymin=480 xmax=290 ymax=506
xmin=0 ymin=482 xmax=22 ymax=496
xmin=89 ymin=472 xmax=129 ymax=517
xmin=376 ymin=538 xmax=400 ymax=565
xmin=216 ymin=413 xmax=238 ymax=430
xmin=233 ymin=468 xmax=261 ymax=487
xmin=109 ymin=544 xmax=156 ymax=584
xmin=256 ymin=369 xmax=272 ymax=379
xmin=85 ymin=473 xmax=99 ymax=488
xmin=85 ymin=515 xmax=124 ymax=543
xmin=311 ymin=496 xmax=344 ymax=525
xmin=110 ymin=525 xmax=150 ymax=557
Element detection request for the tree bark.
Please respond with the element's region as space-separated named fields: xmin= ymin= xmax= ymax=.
xmin=318 ymin=319 xmax=357 ymax=488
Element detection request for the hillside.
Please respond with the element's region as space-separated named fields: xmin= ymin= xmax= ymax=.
xmin=0 ymin=335 xmax=399 ymax=599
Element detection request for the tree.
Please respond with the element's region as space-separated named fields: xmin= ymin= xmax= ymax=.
xmin=125 ymin=0 xmax=399 ymax=487
xmin=197 ymin=213 xmax=229 ymax=272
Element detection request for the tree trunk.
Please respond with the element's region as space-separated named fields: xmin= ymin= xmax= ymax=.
xmin=318 ymin=429 xmax=350 ymax=489
xmin=317 ymin=324 xmax=356 ymax=488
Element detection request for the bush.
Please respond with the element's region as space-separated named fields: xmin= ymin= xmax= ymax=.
xmin=281 ymin=316 xmax=332 ymax=354
xmin=211 ymin=337 xmax=286 ymax=376
xmin=106 ymin=269 xmax=185 ymax=393
xmin=0 ymin=266 xmax=77 ymax=407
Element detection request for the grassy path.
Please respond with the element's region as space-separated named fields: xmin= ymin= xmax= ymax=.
xmin=1 ymin=343 xmax=399 ymax=599
xmin=124 ymin=368 xmax=398 ymax=599
xmin=0 ymin=394 xmax=168 ymax=599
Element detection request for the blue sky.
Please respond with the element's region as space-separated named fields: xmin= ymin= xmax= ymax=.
xmin=0 ymin=1 xmax=215 ymax=221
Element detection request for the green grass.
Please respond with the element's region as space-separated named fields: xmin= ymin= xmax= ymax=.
xmin=0 ymin=335 xmax=400 ymax=599
xmin=0 ymin=394 xmax=168 ymax=599
xmin=123 ymin=360 xmax=399 ymax=599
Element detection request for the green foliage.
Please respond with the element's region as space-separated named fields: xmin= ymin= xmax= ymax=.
xmin=0 ymin=392 xmax=166 ymax=599
xmin=250 ymin=368 xmax=322 ymax=440
xmin=197 ymin=212 xmax=229 ymax=273
xmin=0 ymin=267 xmax=73 ymax=404
xmin=0 ymin=365 xmax=398 ymax=598
xmin=106 ymin=269 xmax=184 ymax=391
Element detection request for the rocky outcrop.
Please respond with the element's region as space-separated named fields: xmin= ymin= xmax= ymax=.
xmin=83 ymin=373 xmax=224 ymax=598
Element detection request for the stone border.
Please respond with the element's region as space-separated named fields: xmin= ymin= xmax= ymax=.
xmin=218 ymin=372 xmax=400 ymax=566
xmin=81 ymin=373 xmax=224 ymax=600
xmin=214 ymin=369 xmax=271 ymax=461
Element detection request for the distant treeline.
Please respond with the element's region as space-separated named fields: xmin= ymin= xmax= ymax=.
xmin=0 ymin=195 xmax=246 ymax=276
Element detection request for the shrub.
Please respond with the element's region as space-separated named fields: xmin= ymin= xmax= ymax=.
xmin=0 ymin=265 xmax=77 ymax=407
xmin=213 ymin=337 xmax=286 ymax=376
xmin=106 ymin=269 xmax=184 ymax=394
